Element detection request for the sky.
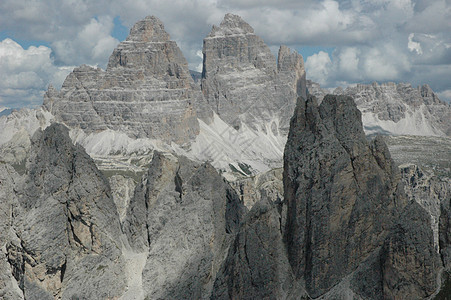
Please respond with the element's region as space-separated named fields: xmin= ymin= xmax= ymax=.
xmin=0 ymin=0 xmax=450 ymax=108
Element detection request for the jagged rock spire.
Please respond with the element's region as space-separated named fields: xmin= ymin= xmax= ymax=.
xmin=126 ymin=16 xmax=170 ymax=42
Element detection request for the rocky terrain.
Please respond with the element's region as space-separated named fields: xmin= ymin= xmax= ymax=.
xmin=283 ymin=95 xmax=444 ymax=299
xmin=43 ymin=16 xmax=204 ymax=145
xmin=0 ymin=13 xmax=450 ymax=300
xmin=307 ymin=80 xmax=451 ymax=137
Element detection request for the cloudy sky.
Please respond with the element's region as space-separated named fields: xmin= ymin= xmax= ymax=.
xmin=0 ymin=0 xmax=450 ymax=108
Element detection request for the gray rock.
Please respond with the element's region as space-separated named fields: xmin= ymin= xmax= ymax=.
xmin=211 ymin=198 xmax=306 ymax=300
xmin=283 ymin=95 xmax=404 ymax=296
xmin=440 ymin=184 xmax=451 ymax=270
xmin=381 ymin=201 xmax=441 ymax=299
xmin=229 ymin=167 xmax=283 ymax=209
xmin=108 ymin=174 xmax=136 ymax=223
xmin=400 ymin=164 xmax=450 ymax=251
xmin=201 ymin=14 xmax=306 ymax=135
xmin=5 ymin=124 xmax=127 ymax=299
xmin=0 ymin=164 xmax=24 ymax=300
xmin=44 ymin=16 xmax=207 ymax=145
xmin=123 ymin=151 xmax=246 ymax=299
xmin=306 ymin=81 xmax=451 ymax=137
xmin=283 ymin=94 xmax=440 ymax=298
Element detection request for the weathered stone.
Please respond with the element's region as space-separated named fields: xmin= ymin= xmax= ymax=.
xmin=382 ymin=201 xmax=441 ymax=299
xmin=307 ymin=81 xmax=451 ymax=136
xmin=201 ymin=14 xmax=306 ymax=135
xmin=229 ymin=167 xmax=283 ymax=209
xmin=211 ymin=198 xmax=306 ymax=299
xmin=5 ymin=124 xmax=127 ymax=299
xmin=0 ymin=164 xmax=24 ymax=300
xmin=44 ymin=16 xmax=206 ymax=145
xmin=400 ymin=164 xmax=450 ymax=251
xmin=123 ymin=151 xmax=246 ymax=299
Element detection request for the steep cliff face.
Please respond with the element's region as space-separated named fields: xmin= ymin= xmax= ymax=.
xmin=283 ymin=94 xmax=441 ymax=298
xmin=2 ymin=124 xmax=128 ymax=299
xmin=211 ymin=198 xmax=306 ymax=299
xmin=122 ymin=151 xmax=246 ymax=299
xmin=43 ymin=16 xmax=204 ymax=145
xmin=201 ymin=13 xmax=306 ymax=135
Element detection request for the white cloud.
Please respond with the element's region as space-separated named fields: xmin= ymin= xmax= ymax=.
xmin=408 ymin=33 xmax=423 ymax=55
xmin=52 ymin=16 xmax=119 ymax=67
xmin=305 ymin=51 xmax=332 ymax=85
xmin=0 ymin=38 xmax=73 ymax=107
xmin=437 ymin=89 xmax=451 ymax=103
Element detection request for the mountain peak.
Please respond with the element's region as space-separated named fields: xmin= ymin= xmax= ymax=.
xmin=126 ymin=15 xmax=170 ymax=42
xmin=208 ymin=13 xmax=254 ymax=37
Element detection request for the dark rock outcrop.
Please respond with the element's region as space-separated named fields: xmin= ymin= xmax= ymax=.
xmin=3 ymin=124 xmax=127 ymax=299
xmin=382 ymin=201 xmax=441 ymax=299
xmin=283 ymin=94 xmax=441 ymax=298
xmin=211 ymin=198 xmax=305 ymax=299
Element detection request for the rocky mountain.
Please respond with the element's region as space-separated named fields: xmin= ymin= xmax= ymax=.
xmin=43 ymin=16 xmax=204 ymax=145
xmin=283 ymin=94 xmax=444 ymax=299
xmin=0 ymin=13 xmax=450 ymax=300
xmin=1 ymin=14 xmax=306 ymax=177
xmin=201 ymin=13 xmax=306 ymax=134
xmin=307 ymin=80 xmax=451 ymax=137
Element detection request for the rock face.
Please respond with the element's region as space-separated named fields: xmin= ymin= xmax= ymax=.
xmin=211 ymin=198 xmax=305 ymax=299
xmin=1 ymin=13 xmax=448 ymax=300
xmin=201 ymin=14 xmax=306 ymax=135
xmin=382 ymin=202 xmax=441 ymax=299
xmin=307 ymin=81 xmax=451 ymax=137
xmin=229 ymin=168 xmax=283 ymax=209
xmin=283 ymin=94 xmax=441 ymax=298
xmin=2 ymin=124 xmax=127 ymax=299
xmin=400 ymin=164 xmax=451 ymax=250
xmin=123 ymin=151 xmax=246 ymax=299
xmin=439 ymin=177 xmax=451 ymax=271
xmin=44 ymin=16 xmax=204 ymax=145
xmin=0 ymin=164 xmax=23 ymax=300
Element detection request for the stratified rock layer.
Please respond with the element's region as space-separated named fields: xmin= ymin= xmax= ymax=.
xmin=44 ymin=16 xmax=203 ymax=145
xmin=283 ymin=94 xmax=441 ymax=298
xmin=201 ymin=14 xmax=306 ymax=134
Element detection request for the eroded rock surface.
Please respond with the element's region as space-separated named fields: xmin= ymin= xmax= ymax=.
xmin=201 ymin=14 xmax=306 ymax=135
xmin=3 ymin=124 xmax=127 ymax=299
xmin=211 ymin=198 xmax=305 ymax=299
xmin=44 ymin=16 xmax=204 ymax=145
xmin=283 ymin=95 xmax=441 ymax=298
xmin=123 ymin=151 xmax=246 ymax=299
xmin=307 ymin=81 xmax=451 ymax=137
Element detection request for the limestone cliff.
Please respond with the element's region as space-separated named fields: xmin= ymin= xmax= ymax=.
xmin=44 ymin=16 xmax=204 ymax=145
xmin=201 ymin=14 xmax=306 ymax=135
